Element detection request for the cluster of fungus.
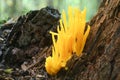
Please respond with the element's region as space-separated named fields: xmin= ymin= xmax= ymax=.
xmin=45 ymin=6 xmax=90 ymax=75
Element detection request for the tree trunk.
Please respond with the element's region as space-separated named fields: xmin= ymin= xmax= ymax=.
xmin=55 ymin=0 xmax=120 ymax=80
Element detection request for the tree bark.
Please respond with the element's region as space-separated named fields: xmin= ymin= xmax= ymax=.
xmin=54 ymin=0 xmax=120 ymax=80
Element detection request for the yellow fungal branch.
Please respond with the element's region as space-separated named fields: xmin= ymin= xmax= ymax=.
xmin=45 ymin=6 xmax=90 ymax=75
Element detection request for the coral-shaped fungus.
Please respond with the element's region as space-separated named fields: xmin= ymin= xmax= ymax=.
xmin=45 ymin=6 xmax=90 ymax=75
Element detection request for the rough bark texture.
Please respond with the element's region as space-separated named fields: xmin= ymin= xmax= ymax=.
xmin=0 ymin=0 xmax=120 ymax=80
xmin=57 ymin=0 xmax=120 ymax=80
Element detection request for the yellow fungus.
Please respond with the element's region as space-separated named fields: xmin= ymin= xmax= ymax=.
xmin=45 ymin=6 xmax=90 ymax=75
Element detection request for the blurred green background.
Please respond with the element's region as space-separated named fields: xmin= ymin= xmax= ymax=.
xmin=0 ymin=0 xmax=100 ymax=22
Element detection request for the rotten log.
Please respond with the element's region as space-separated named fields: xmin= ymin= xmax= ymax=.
xmin=0 ymin=7 xmax=60 ymax=66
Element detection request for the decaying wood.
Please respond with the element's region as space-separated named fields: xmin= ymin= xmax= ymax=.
xmin=0 ymin=7 xmax=60 ymax=65
xmin=0 ymin=7 xmax=60 ymax=79
xmin=57 ymin=0 xmax=120 ymax=80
